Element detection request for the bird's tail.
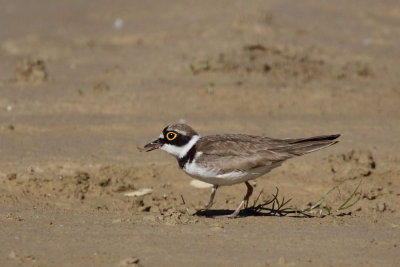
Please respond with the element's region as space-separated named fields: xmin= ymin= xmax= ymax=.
xmin=280 ymin=134 xmax=340 ymax=156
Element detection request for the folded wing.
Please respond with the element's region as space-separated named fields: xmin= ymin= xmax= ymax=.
xmin=195 ymin=134 xmax=340 ymax=173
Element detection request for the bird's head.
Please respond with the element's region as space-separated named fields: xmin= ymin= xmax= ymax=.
xmin=144 ymin=123 xmax=200 ymax=158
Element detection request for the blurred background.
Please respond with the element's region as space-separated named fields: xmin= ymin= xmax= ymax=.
xmin=1 ymin=0 xmax=399 ymax=170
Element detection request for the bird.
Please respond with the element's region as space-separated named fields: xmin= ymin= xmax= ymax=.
xmin=144 ymin=123 xmax=340 ymax=218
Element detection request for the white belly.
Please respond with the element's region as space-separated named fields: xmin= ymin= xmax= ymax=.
xmin=183 ymin=162 xmax=282 ymax=186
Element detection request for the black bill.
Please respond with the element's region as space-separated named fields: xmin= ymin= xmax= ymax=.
xmin=144 ymin=138 xmax=163 ymax=152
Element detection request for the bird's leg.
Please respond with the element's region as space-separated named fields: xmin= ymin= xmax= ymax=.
xmin=215 ymin=181 xmax=253 ymax=218
xmin=205 ymin=185 xmax=218 ymax=209
xmin=244 ymin=184 xmax=252 ymax=209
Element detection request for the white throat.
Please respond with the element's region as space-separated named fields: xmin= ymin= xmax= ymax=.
xmin=161 ymin=135 xmax=201 ymax=158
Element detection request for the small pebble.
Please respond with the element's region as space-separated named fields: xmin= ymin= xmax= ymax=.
xmin=119 ymin=256 xmax=140 ymax=266
xmin=114 ymin=18 xmax=124 ymax=30
xmin=124 ymin=188 xmax=153 ymax=197
xmin=190 ymin=180 xmax=213 ymax=189
xmin=377 ymin=202 xmax=386 ymax=212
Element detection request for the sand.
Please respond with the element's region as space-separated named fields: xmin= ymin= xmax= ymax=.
xmin=1 ymin=0 xmax=400 ymax=266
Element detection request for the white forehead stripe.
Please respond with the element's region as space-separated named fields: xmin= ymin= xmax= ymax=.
xmin=161 ymin=135 xmax=201 ymax=158
xmin=174 ymin=129 xmax=187 ymax=135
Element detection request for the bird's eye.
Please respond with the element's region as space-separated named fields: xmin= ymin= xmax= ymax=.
xmin=166 ymin=132 xmax=177 ymax=141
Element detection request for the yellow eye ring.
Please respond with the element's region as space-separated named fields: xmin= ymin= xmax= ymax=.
xmin=166 ymin=132 xmax=177 ymax=141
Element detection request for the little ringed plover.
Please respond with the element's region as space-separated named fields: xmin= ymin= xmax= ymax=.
xmin=144 ymin=123 xmax=340 ymax=218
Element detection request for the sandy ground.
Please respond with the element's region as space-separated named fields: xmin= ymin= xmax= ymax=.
xmin=1 ymin=0 xmax=400 ymax=266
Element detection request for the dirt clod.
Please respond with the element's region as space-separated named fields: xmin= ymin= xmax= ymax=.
xmin=329 ymin=150 xmax=376 ymax=182
xmin=7 ymin=173 xmax=17 ymax=180
xmin=93 ymin=81 xmax=110 ymax=92
xmin=14 ymin=58 xmax=48 ymax=84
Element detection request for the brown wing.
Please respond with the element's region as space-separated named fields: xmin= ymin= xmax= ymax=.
xmin=195 ymin=134 xmax=290 ymax=173
xmin=195 ymin=134 xmax=339 ymax=173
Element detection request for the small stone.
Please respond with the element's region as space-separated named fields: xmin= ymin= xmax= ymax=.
xmin=114 ymin=18 xmax=124 ymax=30
xmin=119 ymin=256 xmax=140 ymax=266
xmin=377 ymin=202 xmax=386 ymax=212
xmin=124 ymin=188 xmax=153 ymax=197
xmin=190 ymin=180 xmax=213 ymax=189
